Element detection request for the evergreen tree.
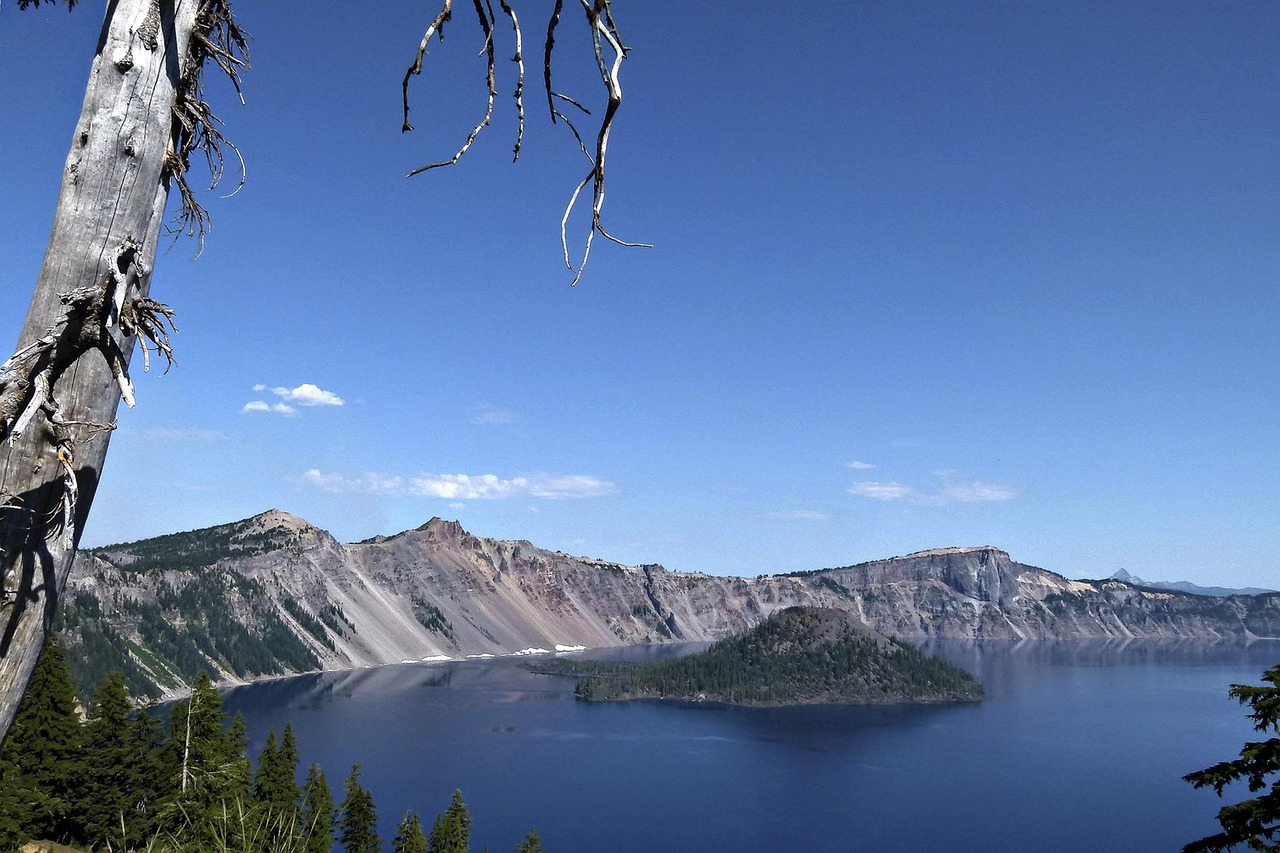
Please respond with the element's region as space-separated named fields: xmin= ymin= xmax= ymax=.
xmin=339 ymin=763 xmax=382 ymax=853
xmin=79 ymin=670 xmax=134 ymax=849
xmin=123 ymin=700 xmax=171 ymax=847
xmin=300 ymin=762 xmax=336 ymax=853
xmin=225 ymin=710 xmax=254 ymax=803
xmin=0 ymin=633 xmax=84 ymax=846
xmin=393 ymin=811 xmax=429 ymax=853
xmin=1184 ymin=663 xmax=1280 ymax=852
xmin=281 ymin=722 xmax=300 ymax=786
xmin=515 ymin=829 xmax=544 ymax=853
xmin=254 ymin=729 xmax=282 ymax=804
xmin=159 ymin=671 xmax=240 ymax=846
xmin=300 ymin=758 xmax=337 ymax=845
xmin=256 ymin=724 xmax=302 ymax=817
xmin=428 ymin=790 xmax=472 ymax=853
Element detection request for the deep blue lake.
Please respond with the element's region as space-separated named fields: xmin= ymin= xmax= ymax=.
xmin=221 ymin=641 xmax=1279 ymax=852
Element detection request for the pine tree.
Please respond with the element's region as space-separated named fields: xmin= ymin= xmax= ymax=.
xmin=428 ymin=789 xmax=472 ymax=853
xmin=122 ymin=700 xmax=170 ymax=847
xmin=79 ymin=670 xmax=134 ymax=849
xmin=159 ymin=671 xmax=240 ymax=846
xmin=281 ymin=723 xmax=300 ymax=786
xmin=300 ymin=762 xmax=336 ymax=853
xmin=256 ymin=724 xmax=301 ymax=815
xmin=254 ymin=729 xmax=282 ymax=804
xmin=0 ymin=633 xmax=85 ymax=846
xmin=339 ymin=763 xmax=382 ymax=853
xmin=1184 ymin=664 xmax=1280 ymax=852
xmin=225 ymin=710 xmax=254 ymax=803
xmin=393 ymin=811 xmax=429 ymax=853
xmin=515 ymin=829 xmax=544 ymax=853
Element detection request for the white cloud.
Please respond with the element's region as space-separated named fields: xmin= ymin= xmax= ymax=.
xmin=849 ymin=481 xmax=915 ymax=501
xmin=766 ymin=510 xmax=831 ymax=521
xmin=939 ymin=481 xmax=1016 ymax=503
xmin=272 ymin=383 xmax=344 ymax=407
xmin=302 ymin=469 xmax=616 ymax=501
xmin=471 ymin=409 xmax=516 ymax=425
xmin=302 ymin=469 xmax=404 ymax=495
xmin=409 ymin=473 xmax=616 ymax=500
xmin=243 ymin=400 xmax=296 ymax=416
xmin=846 ymin=460 xmax=876 ymax=470
xmin=244 ymin=382 xmax=342 ymax=416
xmin=848 ymin=472 xmax=1015 ymax=504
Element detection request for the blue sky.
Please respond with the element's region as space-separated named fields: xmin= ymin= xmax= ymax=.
xmin=1 ymin=2 xmax=1277 ymax=586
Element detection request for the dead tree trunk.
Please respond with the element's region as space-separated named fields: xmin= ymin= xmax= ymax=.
xmin=0 ymin=0 xmax=203 ymax=743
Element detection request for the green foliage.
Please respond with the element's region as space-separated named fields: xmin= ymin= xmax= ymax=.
xmin=394 ymin=811 xmax=429 ymax=853
xmin=254 ymin=725 xmax=301 ymax=845
xmin=1184 ymin=664 xmax=1280 ymax=852
xmin=340 ymin=764 xmax=382 ymax=853
xmin=56 ymin=590 xmax=160 ymax=702
xmin=79 ymin=671 xmax=138 ymax=847
xmin=89 ymin=519 xmax=290 ymax=575
xmin=320 ymin=602 xmax=357 ymax=637
xmin=411 ymin=595 xmax=456 ymax=642
xmin=282 ymin=597 xmax=337 ymax=650
xmin=0 ymin=634 xmax=84 ymax=847
xmin=1 ymin=658 xmax=531 ymax=852
xmin=548 ymin=607 xmax=984 ymax=706
xmin=515 ymin=829 xmax=544 ymax=853
xmin=428 ymin=789 xmax=472 ymax=853
xmin=299 ymin=762 xmax=336 ymax=853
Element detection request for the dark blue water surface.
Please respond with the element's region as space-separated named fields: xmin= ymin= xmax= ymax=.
xmin=221 ymin=642 xmax=1279 ymax=852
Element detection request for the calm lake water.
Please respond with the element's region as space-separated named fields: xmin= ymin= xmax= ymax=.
xmin=221 ymin=641 xmax=1279 ymax=852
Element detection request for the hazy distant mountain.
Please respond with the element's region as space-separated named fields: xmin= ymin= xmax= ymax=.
xmin=56 ymin=512 xmax=1280 ymax=700
xmin=1107 ymin=568 xmax=1276 ymax=598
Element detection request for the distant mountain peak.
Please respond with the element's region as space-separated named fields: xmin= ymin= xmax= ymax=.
xmin=247 ymin=508 xmax=314 ymax=531
xmin=414 ymin=517 xmax=469 ymax=540
xmin=901 ymin=546 xmax=1008 ymax=559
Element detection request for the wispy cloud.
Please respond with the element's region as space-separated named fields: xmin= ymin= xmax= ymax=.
xmin=848 ymin=472 xmax=1015 ymax=505
xmin=848 ymin=481 xmax=916 ymax=501
xmin=303 ymin=470 xmax=403 ymax=494
xmin=846 ymin=460 xmax=876 ymax=470
xmin=245 ymin=382 xmax=344 ymax=416
xmin=471 ymin=409 xmax=516 ymax=425
xmin=243 ymin=401 xmax=296 ymax=416
xmin=938 ymin=481 xmax=1016 ymax=503
xmin=766 ymin=510 xmax=832 ymax=522
xmin=303 ymin=469 xmax=616 ymax=500
xmin=409 ymin=473 xmax=615 ymax=500
xmin=134 ymin=427 xmax=225 ymax=444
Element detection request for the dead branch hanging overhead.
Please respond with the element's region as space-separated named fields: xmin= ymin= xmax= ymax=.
xmin=402 ymin=0 xmax=650 ymax=285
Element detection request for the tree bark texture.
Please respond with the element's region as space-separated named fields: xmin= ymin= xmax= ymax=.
xmin=0 ymin=0 xmax=201 ymax=742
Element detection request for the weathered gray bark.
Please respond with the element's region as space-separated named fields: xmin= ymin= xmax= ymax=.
xmin=0 ymin=0 xmax=201 ymax=742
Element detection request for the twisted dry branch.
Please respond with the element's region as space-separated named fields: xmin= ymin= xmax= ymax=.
xmin=0 ymin=239 xmax=170 ymax=448
xmin=165 ymin=0 xmax=250 ymax=255
xmin=403 ymin=0 xmax=647 ymax=284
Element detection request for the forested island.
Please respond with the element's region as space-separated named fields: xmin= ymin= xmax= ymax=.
xmin=538 ymin=607 xmax=984 ymax=706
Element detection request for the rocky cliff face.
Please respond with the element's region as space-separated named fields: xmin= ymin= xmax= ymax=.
xmin=60 ymin=512 xmax=1280 ymax=699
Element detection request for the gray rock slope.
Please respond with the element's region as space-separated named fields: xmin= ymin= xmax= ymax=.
xmin=65 ymin=511 xmax=1280 ymax=697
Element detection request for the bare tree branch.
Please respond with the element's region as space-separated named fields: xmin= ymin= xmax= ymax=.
xmin=165 ymin=0 xmax=250 ymax=255
xmin=498 ymin=0 xmax=526 ymax=161
xmin=402 ymin=1 xmax=454 ymax=133
xmin=404 ymin=0 xmax=648 ymax=284
xmin=405 ymin=0 xmax=499 ymax=178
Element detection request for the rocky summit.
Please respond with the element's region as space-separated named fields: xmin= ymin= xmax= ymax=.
xmin=57 ymin=511 xmax=1280 ymax=700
